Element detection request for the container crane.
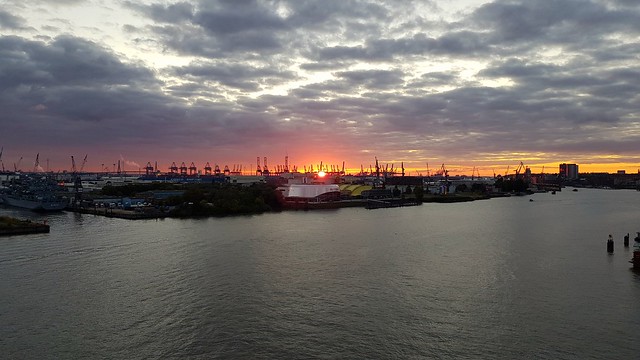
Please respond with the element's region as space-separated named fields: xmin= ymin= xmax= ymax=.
xmin=145 ymin=162 xmax=154 ymax=175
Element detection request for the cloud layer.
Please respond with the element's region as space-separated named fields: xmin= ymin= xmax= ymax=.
xmin=1 ymin=0 xmax=639 ymax=173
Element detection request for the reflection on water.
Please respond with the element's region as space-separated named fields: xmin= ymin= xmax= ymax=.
xmin=1 ymin=188 xmax=640 ymax=359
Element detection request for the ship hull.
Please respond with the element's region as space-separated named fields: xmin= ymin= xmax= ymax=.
xmin=1 ymin=195 xmax=66 ymax=212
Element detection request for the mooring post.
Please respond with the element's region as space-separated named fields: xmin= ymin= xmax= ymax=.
xmin=607 ymin=234 xmax=614 ymax=253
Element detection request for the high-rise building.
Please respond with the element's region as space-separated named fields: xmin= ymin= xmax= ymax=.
xmin=559 ymin=163 xmax=579 ymax=179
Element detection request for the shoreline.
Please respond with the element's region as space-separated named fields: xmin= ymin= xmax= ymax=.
xmin=64 ymin=192 xmax=496 ymax=219
xmin=0 ymin=216 xmax=50 ymax=236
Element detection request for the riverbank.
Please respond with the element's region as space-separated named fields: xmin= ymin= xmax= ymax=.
xmin=422 ymin=193 xmax=491 ymax=202
xmin=68 ymin=206 xmax=169 ymax=219
xmin=65 ymin=192 xmax=496 ymax=219
xmin=0 ymin=216 xmax=50 ymax=236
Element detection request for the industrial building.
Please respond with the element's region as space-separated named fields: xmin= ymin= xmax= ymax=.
xmin=559 ymin=163 xmax=579 ymax=179
xmin=278 ymin=184 xmax=341 ymax=203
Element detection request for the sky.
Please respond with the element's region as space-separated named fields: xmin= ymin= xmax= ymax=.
xmin=1 ymin=0 xmax=639 ymax=175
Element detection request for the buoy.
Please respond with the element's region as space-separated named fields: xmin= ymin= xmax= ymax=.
xmin=624 ymin=233 xmax=630 ymax=247
xmin=607 ymin=234 xmax=614 ymax=253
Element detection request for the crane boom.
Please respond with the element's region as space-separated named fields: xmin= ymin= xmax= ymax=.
xmin=33 ymin=153 xmax=40 ymax=172
xmin=80 ymin=154 xmax=88 ymax=172
xmin=14 ymin=156 xmax=22 ymax=172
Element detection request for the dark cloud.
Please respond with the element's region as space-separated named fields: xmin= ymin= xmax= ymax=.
xmin=126 ymin=2 xmax=195 ymax=23
xmin=334 ymin=69 xmax=405 ymax=90
xmin=471 ymin=0 xmax=640 ymax=48
xmin=0 ymin=35 xmax=170 ymax=144
xmin=0 ymin=36 xmax=157 ymax=94
xmin=127 ymin=0 xmax=289 ymax=57
xmin=0 ymin=10 xmax=26 ymax=29
xmin=171 ymin=61 xmax=299 ymax=91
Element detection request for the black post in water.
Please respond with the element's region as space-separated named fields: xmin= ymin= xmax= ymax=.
xmin=607 ymin=235 xmax=614 ymax=253
xmin=624 ymin=233 xmax=629 ymax=247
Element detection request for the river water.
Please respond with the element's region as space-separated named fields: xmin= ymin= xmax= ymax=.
xmin=1 ymin=188 xmax=639 ymax=359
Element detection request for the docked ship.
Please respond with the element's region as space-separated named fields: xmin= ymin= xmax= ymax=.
xmin=0 ymin=175 xmax=67 ymax=211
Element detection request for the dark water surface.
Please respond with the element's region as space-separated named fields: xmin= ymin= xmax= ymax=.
xmin=2 ymin=188 xmax=640 ymax=359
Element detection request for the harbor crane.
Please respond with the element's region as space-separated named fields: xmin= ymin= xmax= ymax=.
xmin=33 ymin=153 xmax=40 ymax=172
xmin=70 ymin=155 xmax=82 ymax=203
xmin=145 ymin=162 xmax=154 ymax=175
xmin=514 ymin=161 xmax=525 ymax=178
xmin=435 ymin=163 xmax=448 ymax=177
xmin=14 ymin=156 xmax=22 ymax=172
xmin=80 ymin=154 xmax=88 ymax=172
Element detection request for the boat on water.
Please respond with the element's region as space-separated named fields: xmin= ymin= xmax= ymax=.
xmin=0 ymin=175 xmax=67 ymax=212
